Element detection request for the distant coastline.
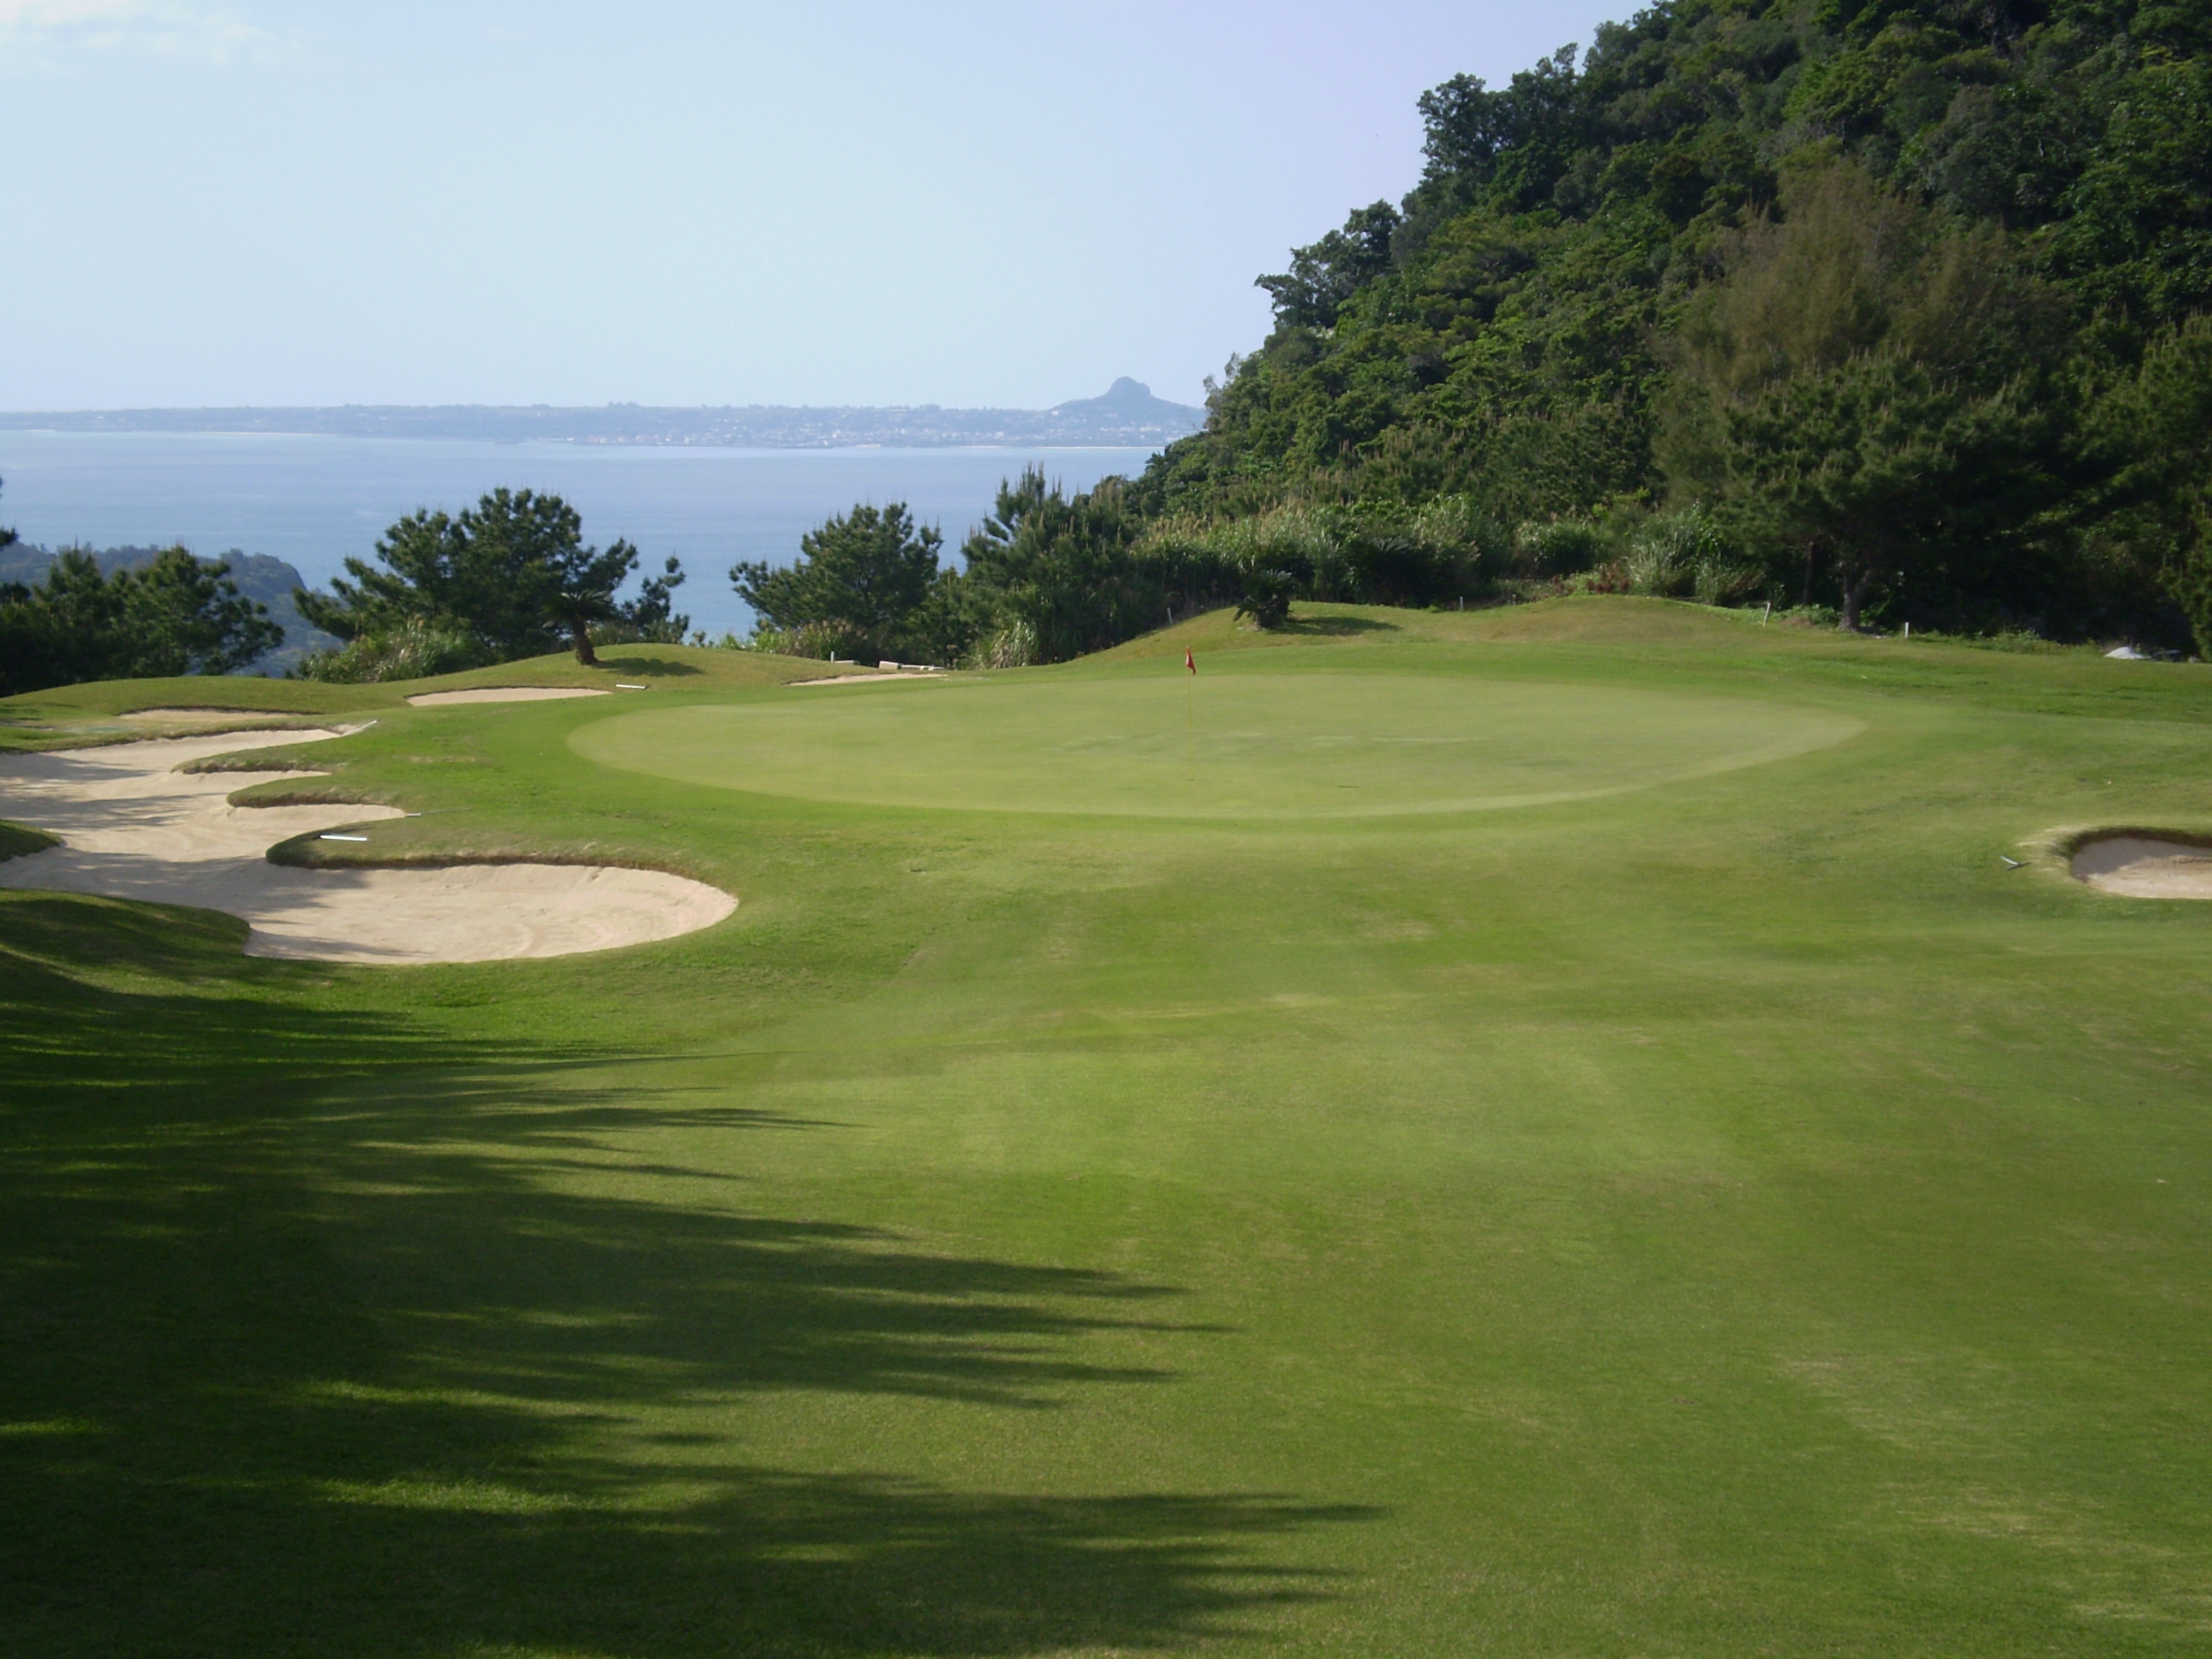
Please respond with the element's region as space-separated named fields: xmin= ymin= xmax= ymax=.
xmin=0 ymin=377 xmax=1205 ymax=451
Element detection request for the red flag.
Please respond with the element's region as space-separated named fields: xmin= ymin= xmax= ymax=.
xmin=1184 ymin=649 xmax=1196 ymax=674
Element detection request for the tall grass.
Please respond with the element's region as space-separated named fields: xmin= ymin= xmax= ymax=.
xmin=296 ymin=618 xmax=488 ymax=683
xmin=1137 ymin=496 xmax=1504 ymax=613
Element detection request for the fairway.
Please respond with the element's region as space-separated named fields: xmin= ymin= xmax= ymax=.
xmin=570 ymin=671 xmax=1862 ymax=817
xmin=6 ymin=602 xmax=2212 ymax=1659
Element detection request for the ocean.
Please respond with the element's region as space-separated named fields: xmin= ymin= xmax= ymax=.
xmin=0 ymin=430 xmax=1164 ymax=642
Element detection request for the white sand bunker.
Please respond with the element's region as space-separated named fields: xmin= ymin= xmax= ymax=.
xmin=122 ymin=706 xmax=320 ymax=727
xmin=2070 ymin=835 xmax=2212 ymax=899
xmin=0 ymin=728 xmax=733 ymax=963
xmin=407 ymin=686 xmax=610 ymax=706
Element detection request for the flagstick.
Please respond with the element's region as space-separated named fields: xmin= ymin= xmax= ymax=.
xmin=1182 ymin=648 xmax=1197 ymax=785
xmin=1185 ymin=669 xmax=1195 ymax=786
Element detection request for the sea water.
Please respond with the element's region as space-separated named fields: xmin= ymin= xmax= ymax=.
xmin=0 ymin=430 xmax=1163 ymax=641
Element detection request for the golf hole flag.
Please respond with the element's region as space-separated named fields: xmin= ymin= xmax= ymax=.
xmin=1185 ymin=649 xmax=1196 ymax=673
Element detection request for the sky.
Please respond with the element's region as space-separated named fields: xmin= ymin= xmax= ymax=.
xmin=1 ymin=1 xmax=1633 ymax=410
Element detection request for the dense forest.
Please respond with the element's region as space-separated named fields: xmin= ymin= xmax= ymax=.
xmin=1113 ymin=0 xmax=2212 ymax=644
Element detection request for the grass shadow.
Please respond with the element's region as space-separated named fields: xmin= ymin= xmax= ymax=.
xmin=1279 ymin=613 xmax=1401 ymax=638
xmin=0 ymin=892 xmax=1371 ymax=1655
xmin=598 ymin=654 xmax=705 ymax=678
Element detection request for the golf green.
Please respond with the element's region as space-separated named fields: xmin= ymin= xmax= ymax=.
xmin=570 ymin=672 xmax=1862 ymax=817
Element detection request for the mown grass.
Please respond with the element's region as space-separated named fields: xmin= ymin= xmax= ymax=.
xmin=0 ymin=819 xmax=58 ymax=861
xmin=4 ymin=598 xmax=2210 ymax=1656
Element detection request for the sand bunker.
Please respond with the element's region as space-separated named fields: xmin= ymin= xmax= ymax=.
xmin=407 ymin=686 xmax=611 ymax=706
xmin=2070 ymin=835 xmax=2212 ymax=899
xmin=0 ymin=729 xmax=734 ymax=963
xmin=122 ymin=706 xmax=321 ymax=727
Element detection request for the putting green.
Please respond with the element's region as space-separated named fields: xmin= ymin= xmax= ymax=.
xmin=569 ymin=671 xmax=1862 ymax=817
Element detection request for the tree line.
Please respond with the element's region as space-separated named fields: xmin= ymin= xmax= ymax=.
xmin=0 ymin=482 xmax=287 ymax=696
xmin=291 ymin=487 xmax=690 ymax=679
xmin=0 ymin=481 xmax=695 ymax=696
xmin=732 ymin=475 xmax=1494 ymax=667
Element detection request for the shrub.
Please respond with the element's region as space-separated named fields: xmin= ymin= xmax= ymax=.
xmin=1623 ymin=505 xmax=1763 ymax=603
xmin=1138 ymin=495 xmax=1503 ymax=613
xmin=972 ymin=617 xmax=1038 ymax=669
xmin=296 ymin=617 xmax=489 ymax=683
xmin=743 ymin=621 xmax=853 ymax=661
xmin=1514 ymin=518 xmax=1609 ymax=577
xmin=1235 ymin=568 xmax=1298 ymax=629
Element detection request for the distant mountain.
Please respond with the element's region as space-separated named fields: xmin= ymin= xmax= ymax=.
xmin=1047 ymin=377 xmax=1202 ymax=428
xmin=0 ymin=382 xmax=1207 ymax=449
xmin=0 ymin=544 xmax=340 ymax=676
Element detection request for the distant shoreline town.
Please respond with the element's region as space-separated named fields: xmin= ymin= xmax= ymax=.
xmin=0 ymin=377 xmax=1205 ymax=451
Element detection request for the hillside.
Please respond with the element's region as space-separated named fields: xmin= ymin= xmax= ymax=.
xmin=1131 ymin=0 xmax=2212 ymax=642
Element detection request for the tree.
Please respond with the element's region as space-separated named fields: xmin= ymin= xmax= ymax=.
xmin=295 ymin=488 xmax=640 ymax=666
xmin=582 ymin=556 xmax=692 ymax=652
xmin=1414 ymin=45 xmax=1590 ymax=213
xmin=621 ymin=557 xmax=691 ymax=644
xmin=1663 ymin=160 xmax=2071 ymax=629
xmin=0 ymin=546 xmax=282 ymax=696
xmin=2084 ymin=314 xmax=2212 ymax=650
xmin=1 ymin=550 xmax=123 ymax=692
xmin=546 ymin=535 xmax=643 ymax=667
xmin=1256 ymin=202 xmax=1402 ymax=330
xmin=960 ymin=471 xmax=1157 ymax=664
xmin=117 ymin=547 xmax=287 ymax=676
xmin=2040 ymin=52 xmax=2212 ymax=330
xmin=732 ymin=503 xmax=945 ymax=662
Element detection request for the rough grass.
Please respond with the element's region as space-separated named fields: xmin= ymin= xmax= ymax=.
xmin=4 ymin=599 xmax=2211 ymax=1657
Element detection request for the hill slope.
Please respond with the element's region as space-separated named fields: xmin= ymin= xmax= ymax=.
xmin=1133 ymin=0 xmax=2212 ymax=641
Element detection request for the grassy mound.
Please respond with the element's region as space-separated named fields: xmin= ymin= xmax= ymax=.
xmin=4 ymin=599 xmax=2210 ymax=1657
xmin=0 ymin=820 xmax=58 ymax=862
